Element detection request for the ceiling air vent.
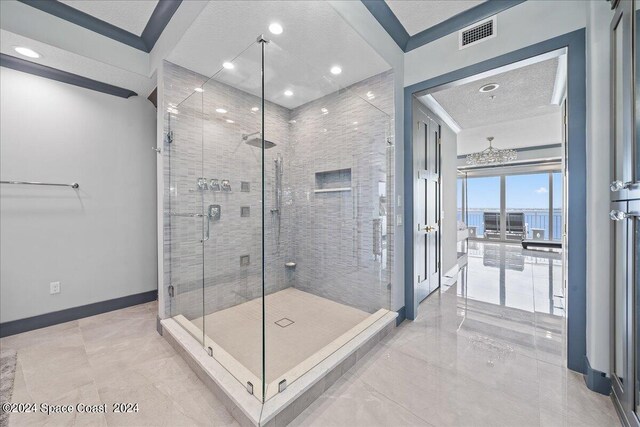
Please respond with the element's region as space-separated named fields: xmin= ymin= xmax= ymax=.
xmin=459 ymin=16 xmax=497 ymax=50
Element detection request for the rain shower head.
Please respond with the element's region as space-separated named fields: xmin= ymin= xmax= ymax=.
xmin=242 ymin=132 xmax=277 ymax=149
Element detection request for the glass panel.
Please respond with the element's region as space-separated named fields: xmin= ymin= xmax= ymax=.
xmin=164 ymin=41 xmax=267 ymax=400
xmin=200 ymin=42 xmax=266 ymax=398
xmin=552 ymin=172 xmax=563 ymax=241
xmin=467 ymin=176 xmax=500 ymax=239
xmin=614 ymin=202 xmax=627 ymax=382
xmin=457 ymin=176 xmax=464 ymax=222
xmin=636 ymin=213 xmax=640 ymax=414
xmin=260 ymin=41 xmax=393 ymax=403
xmin=635 ymin=5 xmax=640 ymax=414
xmin=457 ymin=172 xmax=467 ymax=257
xmin=635 ymin=3 xmax=640 ymax=183
xmin=505 ymin=173 xmax=549 ymax=241
xmin=614 ymin=13 xmax=627 ymax=189
xmin=166 ymin=87 xmax=205 ymax=346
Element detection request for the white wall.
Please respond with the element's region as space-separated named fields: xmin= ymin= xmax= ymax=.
xmin=440 ymin=123 xmax=458 ymax=275
xmin=0 ymin=67 xmax=157 ymax=323
xmin=404 ymin=0 xmax=612 ymax=374
xmin=456 ymin=113 xmax=563 ymax=155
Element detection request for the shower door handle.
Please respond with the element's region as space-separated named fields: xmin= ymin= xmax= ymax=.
xmin=201 ymin=215 xmax=210 ymax=243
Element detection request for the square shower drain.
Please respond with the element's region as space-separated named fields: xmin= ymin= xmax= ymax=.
xmin=275 ymin=318 xmax=294 ymax=328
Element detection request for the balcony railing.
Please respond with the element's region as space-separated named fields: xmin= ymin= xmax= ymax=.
xmin=457 ymin=209 xmax=562 ymax=240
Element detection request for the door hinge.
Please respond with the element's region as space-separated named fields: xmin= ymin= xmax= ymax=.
xmin=418 ymin=274 xmax=421 ymax=283
xmin=168 ymin=285 xmax=175 ymax=298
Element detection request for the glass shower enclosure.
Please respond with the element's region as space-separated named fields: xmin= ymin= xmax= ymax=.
xmin=161 ymin=36 xmax=394 ymax=407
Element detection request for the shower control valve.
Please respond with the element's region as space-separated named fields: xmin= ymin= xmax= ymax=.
xmin=197 ymin=178 xmax=208 ymax=190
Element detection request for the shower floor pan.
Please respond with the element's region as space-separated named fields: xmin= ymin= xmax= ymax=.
xmin=161 ymin=288 xmax=397 ymax=426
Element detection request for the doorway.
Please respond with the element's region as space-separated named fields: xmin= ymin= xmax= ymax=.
xmin=404 ymin=30 xmax=586 ymax=374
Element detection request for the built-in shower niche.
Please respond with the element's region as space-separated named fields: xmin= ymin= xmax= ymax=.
xmin=313 ymin=168 xmax=351 ymax=193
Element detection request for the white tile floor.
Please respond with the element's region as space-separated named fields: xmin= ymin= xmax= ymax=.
xmin=1 ymin=242 xmax=619 ymax=426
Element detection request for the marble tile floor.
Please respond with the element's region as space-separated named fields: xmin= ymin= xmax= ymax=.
xmin=1 ymin=242 xmax=619 ymax=426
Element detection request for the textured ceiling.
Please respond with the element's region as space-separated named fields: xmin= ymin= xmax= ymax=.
xmin=385 ymin=0 xmax=485 ymax=36
xmin=168 ymin=1 xmax=391 ymax=109
xmin=431 ymin=57 xmax=561 ymax=129
xmin=456 ymin=113 xmax=562 ymax=155
xmin=58 ymin=0 xmax=158 ymax=36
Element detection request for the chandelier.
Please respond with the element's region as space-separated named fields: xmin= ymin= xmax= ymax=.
xmin=466 ymin=137 xmax=517 ymax=166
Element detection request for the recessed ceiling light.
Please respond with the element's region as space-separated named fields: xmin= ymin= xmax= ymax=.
xmin=14 ymin=46 xmax=40 ymax=58
xmin=366 ymin=91 xmax=375 ymax=99
xmin=269 ymin=23 xmax=283 ymax=35
xmin=194 ymin=87 xmax=204 ymax=93
xmin=223 ymin=62 xmax=234 ymax=70
xmin=321 ymin=108 xmax=328 ymax=114
xmin=216 ymin=108 xmax=228 ymax=114
xmin=251 ymin=107 xmax=259 ymax=112
xmin=330 ymin=66 xmax=342 ymax=75
xmin=479 ymin=83 xmax=499 ymax=93
xmin=226 ymin=119 xmax=235 ymax=123
xmin=352 ymin=121 xmax=358 ymax=125
xmin=284 ymin=90 xmax=293 ymax=97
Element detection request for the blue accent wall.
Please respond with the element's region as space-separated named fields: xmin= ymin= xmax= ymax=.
xmin=403 ymin=29 xmax=587 ymax=374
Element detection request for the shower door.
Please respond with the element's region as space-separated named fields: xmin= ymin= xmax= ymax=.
xmin=200 ymin=41 xmax=267 ymax=400
xmin=166 ymin=83 xmax=206 ymax=347
xmin=165 ymin=40 xmax=268 ymax=401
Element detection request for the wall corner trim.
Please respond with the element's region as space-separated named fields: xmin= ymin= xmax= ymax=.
xmin=583 ymin=356 xmax=612 ymax=396
xmin=0 ymin=290 xmax=157 ymax=338
xmin=0 ymin=54 xmax=138 ymax=98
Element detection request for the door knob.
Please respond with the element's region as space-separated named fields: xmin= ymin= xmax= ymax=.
xmin=423 ymin=225 xmax=436 ymax=232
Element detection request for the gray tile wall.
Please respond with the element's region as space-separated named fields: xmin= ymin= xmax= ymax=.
xmin=162 ymin=60 xmax=394 ymax=319
xmin=287 ymin=70 xmax=394 ymax=313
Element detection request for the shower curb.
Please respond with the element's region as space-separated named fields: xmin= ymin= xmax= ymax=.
xmin=161 ymin=311 xmax=397 ymax=426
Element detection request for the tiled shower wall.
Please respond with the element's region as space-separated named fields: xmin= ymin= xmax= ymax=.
xmin=163 ymin=61 xmax=292 ymax=320
xmin=162 ymin=60 xmax=394 ymax=319
xmin=287 ymin=71 xmax=394 ymax=313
